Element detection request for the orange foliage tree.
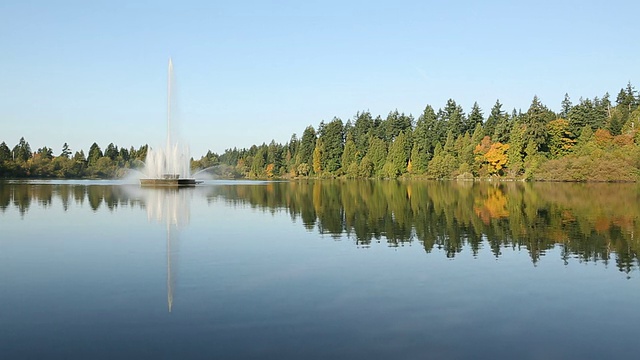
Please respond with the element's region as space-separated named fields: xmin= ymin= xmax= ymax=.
xmin=474 ymin=136 xmax=510 ymax=175
xmin=594 ymin=129 xmax=614 ymax=148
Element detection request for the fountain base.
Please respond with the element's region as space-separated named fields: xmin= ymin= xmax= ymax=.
xmin=140 ymin=174 xmax=201 ymax=187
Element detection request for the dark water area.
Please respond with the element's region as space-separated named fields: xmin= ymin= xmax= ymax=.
xmin=1 ymin=180 xmax=639 ymax=359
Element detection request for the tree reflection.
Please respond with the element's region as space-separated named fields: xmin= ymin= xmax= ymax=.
xmin=1 ymin=180 xmax=638 ymax=273
xmin=207 ymin=181 xmax=640 ymax=273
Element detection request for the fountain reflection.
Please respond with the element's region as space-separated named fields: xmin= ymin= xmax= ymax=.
xmin=142 ymin=187 xmax=192 ymax=312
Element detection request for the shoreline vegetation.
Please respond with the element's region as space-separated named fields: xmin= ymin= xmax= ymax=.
xmin=2 ymin=83 xmax=639 ymax=182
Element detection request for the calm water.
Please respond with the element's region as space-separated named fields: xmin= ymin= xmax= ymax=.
xmin=1 ymin=180 xmax=639 ymax=359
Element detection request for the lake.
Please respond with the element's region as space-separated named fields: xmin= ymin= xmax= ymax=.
xmin=1 ymin=180 xmax=638 ymax=359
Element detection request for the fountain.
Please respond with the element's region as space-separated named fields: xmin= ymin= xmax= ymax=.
xmin=141 ymin=58 xmax=200 ymax=187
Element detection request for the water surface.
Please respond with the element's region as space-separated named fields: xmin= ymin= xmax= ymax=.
xmin=1 ymin=180 xmax=638 ymax=359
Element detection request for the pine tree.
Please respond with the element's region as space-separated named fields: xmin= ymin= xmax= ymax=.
xmin=312 ymin=139 xmax=323 ymax=175
xmin=442 ymin=99 xmax=465 ymax=138
xmin=385 ymin=131 xmax=411 ymax=177
xmin=318 ymin=117 xmax=344 ymax=173
xmin=104 ymin=143 xmax=118 ymax=160
xmin=485 ymin=100 xmax=504 ymax=140
xmin=353 ymin=111 xmax=373 ymax=160
xmin=60 ymin=143 xmax=71 ymax=158
xmin=341 ymin=132 xmax=357 ymax=173
xmin=37 ymin=146 xmax=53 ymax=160
xmin=560 ymin=93 xmax=572 ymax=119
xmin=506 ymin=124 xmax=526 ymax=175
xmin=297 ymin=126 xmax=316 ymax=168
xmin=467 ymin=102 xmax=484 ymax=134
xmin=383 ymin=110 xmax=413 ymax=142
xmin=366 ymin=137 xmax=387 ymax=177
xmin=410 ymin=105 xmax=437 ymax=173
xmin=523 ymin=96 xmax=554 ymax=153
xmin=87 ymin=143 xmax=103 ymax=167
xmin=12 ymin=137 xmax=32 ymax=162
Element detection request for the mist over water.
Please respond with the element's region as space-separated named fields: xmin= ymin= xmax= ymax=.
xmin=144 ymin=143 xmax=191 ymax=179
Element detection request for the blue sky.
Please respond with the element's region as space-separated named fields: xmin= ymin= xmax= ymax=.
xmin=1 ymin=0 xmax=639 ymax=157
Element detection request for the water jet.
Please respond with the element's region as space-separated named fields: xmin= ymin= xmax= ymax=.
xmin=141 ymin=58 xmax=200 ymax=187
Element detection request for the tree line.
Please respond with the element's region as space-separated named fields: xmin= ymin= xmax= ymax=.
xmin=195 ymin=82 xmax=640 ymax=181
xmin=2 ymin=82 xmax=639 ymax=180
xmin=0 ymin=139 xmax=149 ymax=178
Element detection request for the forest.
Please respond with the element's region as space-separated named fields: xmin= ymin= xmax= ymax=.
xmin=0 ymin=140 xmax=149 ymax=179
xmin=2 ymin=82 xmax=639 ymax=181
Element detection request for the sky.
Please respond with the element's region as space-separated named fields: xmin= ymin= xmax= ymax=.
xmin=1 ymin=0 xmax=639 ymax=158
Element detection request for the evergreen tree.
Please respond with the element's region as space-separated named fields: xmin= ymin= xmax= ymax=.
xmin=60 ymin=143 xmax=71 ymax=158
xmin=592 ymin=96 xmax=609 ymax=130
xmin=427 ymin=139 xmax=457 ymax=179
xmin=466 ymin=102 xmax=484 ymax=134
xmin=410 ymin=105 xmax=438 ymax=173
xmin=73 ymin=150 xmax=86 ymax=162
xmin=467 ymin=123 xmax=485 ymax=173
xmin=266 ymin=140 xmax=283 ymax=174
xmin=370 ymin=115 xmax=385 ymax=140
xmin=568 ymin=97 xmax=593 ymax=138
xmin=318 ymin=117 xmax=344 ymax=173
xmin=547 ymin=119 xmax=575 ymax=158
xmin=493 ymin=106 xmax=514 ymax=144
xmin=104 ymin=143 xmax=118 ymax=160
xmin=297 ymin=126 xmax=316 ymax=168
xmin=366 ymin=137 xmax=387 ymax=177
xmin=12 ymin=137 xmax=32 ymax=162
xmin=343 ymin=120 xmax=353 ymax=139
xmin=485 ymin=100 xmax=504 ymax=140
xmin=37 ymin=147 xmax=53 ymax=160
xmin=353 ymin=111 xmax=373 ymax=160
xmin=442 ymin=99 xmax=465 ymax=138
xmin=384 ymin=110 xmax=413 ymax=142
xmin=70 ymin=150 xmax=87 ymax=177
xmin=601 ymin=92 xmax=612 ymax=117
xmin=87 ymin=143 xmax=103 ymax=167
xmin=616 ymin=82 xmax=638 ymax=112
xmin=384 ymin=131 xmax=411 ymax=177
xmin=286 ymin=134 xmax=299 ymax=173
xmin=608 ymin=111 xmax=624 ymax=135
xmin=0 ymin=142 xmax=11 ymax=163
xmin=118 ymin=147 xmax=130 ymax=162
xmin=523 ymin=96 xmax=554 ymax=153
xmin=250 ymin=145 xmax=266 ymax=177
xmin=341 ymin=132 xmax=357 ymax=173
xmin=443 ymin=130 xmax=456 ymax=154
xmin=560 ymin=93 xmax=572 ymax=119
xmin=454 ymin=131 xmax=475 ymax=174
xmin=506 ymin=124 xmax=526 ymax=175
xmin=572 ymin=126 xmax=596 ymax=156
xmin=312 ymin=139 xmax=323 ymax=174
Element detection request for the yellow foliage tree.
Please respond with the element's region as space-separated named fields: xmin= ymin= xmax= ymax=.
xmin=484 ymin=143 xmax=509 ymax=174
xmin=265 ymin=163 xmax=275 ymax=178
xmin=312 ymin=145 xmax=322 ymax=175
xmin=474 ymin=136 xmax=509 ymax=175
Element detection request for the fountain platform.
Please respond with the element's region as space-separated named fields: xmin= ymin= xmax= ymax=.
xmin=140 ymin=174 xmax=201 ymax=187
